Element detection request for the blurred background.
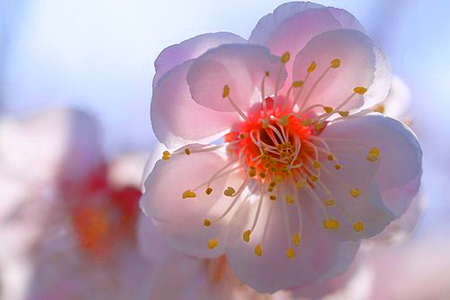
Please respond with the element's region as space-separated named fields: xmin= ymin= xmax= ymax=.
xmin=1 ymin=0 xmax=449 ymax=299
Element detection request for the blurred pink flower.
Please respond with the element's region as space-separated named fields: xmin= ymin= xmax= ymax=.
xmin=141 ymin=2 xmax=422 ymax=293
xmin=0 ymin=107 xmax=101 ymax=299
xmin=0 ymin=108 xmax=152 ymax=299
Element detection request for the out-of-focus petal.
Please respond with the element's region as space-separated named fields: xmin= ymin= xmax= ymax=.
xmin=322 ymin=114 xmax=422 ymax=216
xmin=373 ymin=75 xmax=411 ymax=119
xmin=292 ymin=29 xmax=391 ymax=112
xmin=226 ymin=199 xmax=359 ymax=293
xmin=368 ymin=193 xmax=426 ymax=245
xmin=141 ymin=144 xmax=244 ymax=258
xmin=291 ymin=255 xmax=374 ymax=300
xmin=153 ymin=32 xmax=246 ymax=87
xmin=151 ymin=61 xmax=238 ymax=149
xmin=0 ymin=107 xmax=101 ymax=185
xmin=187 ymin=44 xmax=286 ymax=113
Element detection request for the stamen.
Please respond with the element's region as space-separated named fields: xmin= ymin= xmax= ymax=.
xmin=323 ymin=219 xmax=340 ymax=230
xmin=353 ymin=221 xmax=365 ymax=232
xmin=182 ymin=190 xmax=196 ymax=199
xmin=162 ymin=150 xmax=171 ymax=161
xmin=254 ymin=244 xmax=263 ymax=256
xmin=286 ymin=247 xmax=295 ymax=260
xmin=222 ymin=85 xmax=249 ymax=121
xmin=224 ymin=186 xmax=236 ymax=197
xmin=204 ymin=219 xmax=212 ymax=227
xmin=207 ymin=238 xmax=219 ymax=249
xmin=350 ymin=188 xmax=361 ymax=198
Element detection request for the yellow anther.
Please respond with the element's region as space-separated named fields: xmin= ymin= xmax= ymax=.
xmin=254 ymin=244 xmax=263 ymax=257
xmin=243 ymin=230 xmax=252 ymax=243
xmin=313 ymin=161 xmax=322 ymax=169
xmin=281 ymin=165 xmax=289 ymax=173
xmin=207 ymin=238 xmax=219 ymax=249
xmin=314 ymin=121 xmax=326 ymax=131
xmin=324 ymin=198 xmax=336 ymax=207
xmin=248 ymin=169 xmax=257 ymax=177
xmin=309 ymin=175 xmax=318 ymax=182
xmin=224 ymin=187 xmax=236 ymax=197
xmin=267 ymin=187 xmax=274 ymax=192
xmin=269 ymin=181 xmax=277 ymax=187
xmin=350 ymin=188 xmax=361 ymax=198
xmin=286 ymin=247 xmax=296 ymax=260
xmin=323 ymin=219 xmax=341 ymax=230
xmin=369 ymin=147 xmax=380 ymax=156
xmin=184 ymin=148 xmax=191 ymax=155
xmin=182 ymin=190 xmax=196 ymax=199
xmin=366 ymin=154 xmax=378 ymax=162
xmin=301 ymin=118 xmax=312 ymax=126
xmin=259 ymin=172 xmax=266 ymax=179
xmin=330 ymin=58 xmax=341 ymax=68
xmin=327 ymin=154 xmax=335 ymax=161
xmin=278 ymin=115 xmax=289 ymax=126
xmin=269 ymin=195 xmax=277 ymax=201
xmin=222 ymin=85 xmax=230 ymax=98
xmin=323 ymin=106 xmax=333 ymax=113
xmin=292 ymin=233 xmax=301 ymax=246
xmin=295 ymin=180 xmax=307 ymax=189
xmin=292 ymin=80 xmax=304 ymax=87
xmin=373 ymin=104 xmax=385 ymax=114
xmin=334 ymin=164 xmax=342 ymax=170
xmin=205 ymin=187 xmax=213 ymax=195
xmin=162 ymin=150 xmax=171 ymax=161
xmin=239 ymin=133 xmax=246 ymax=139
xmin=307 ymin=61 xmax=317 ymax=73
xmin=261 ymin=118 xmax=270 ymax=129
xmin=353 ymin=221 xmax=365 ymax=232
xmin=338 ymin=111 xmax=349 ymax=117
xmin=285 ymin=194 xmax=294 ymax=204
xmin=353 ymin=86 xmax=368 ymax=95
xmin=281 ymin=52 xmax=290 ymax=63
xmin=366 ymin=147 xmax=380 ymax=162
xmin=204 ymin=219 xmax=212 ymax=227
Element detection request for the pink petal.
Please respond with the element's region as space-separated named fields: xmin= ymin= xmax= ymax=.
xmin=153 ymin=32 xmax=246 ymax=87
xmin=0 ymin=107 xmax=101 ymax=185
xmin=187 ymin=44 xmax=287 ymax=113
xmin=249 ymin=4 xmax=364 ymax=77
xmin=292 ymin=29 xmax=391 ymax=112
xmin=141 ymin=144 xmax=245 ymax=258
xmin=322 ymin=114 xmax=422 ymax=216
xmin=226 ymin=199 xmax=359 ymax=293
xmin=306 ymin=140 xmax=395 ymax=241
xmin=368 ymin=192 xmax=426 ymax=245
xmin=249 ymin=2 xmax=325 ymax=45
xmin=151 ymin=61 xmax=238 ymax=149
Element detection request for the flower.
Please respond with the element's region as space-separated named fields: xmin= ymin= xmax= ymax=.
xmin=141 ymin=2 xmax=422 ymax=293
xmin=0 ymin=107 xmax=152 ymax=299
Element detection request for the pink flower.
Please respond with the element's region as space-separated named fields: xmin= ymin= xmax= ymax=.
xmin=0 ymin=107 xmax=152 ymax=299
xmin=141 ymin=2 xmax=422 ymax=293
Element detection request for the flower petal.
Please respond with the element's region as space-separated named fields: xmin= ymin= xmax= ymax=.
xmin=187 ymin=44 xmax=287 ymax=113
xmin=292 ymin=29 xmax=391 ymax=112
xmin=151 ymin=61 xmax=238 ymax=149
xmin=249 ymin=4 xmax=364 ymax=65
xmin=306 ymin=143 xmax=395 ymax=241
xmin=0 ymin=108 xmax=101 ymax=185
xmin=226 ymin=198 xmax=359 ymax=293
xmin=141 ymin=144 xmax=244 ymax=258
xmin=153 ymin=32 xmax=246 ymax=87
xmin=322 ymin=114 xmax=422 ymax=216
